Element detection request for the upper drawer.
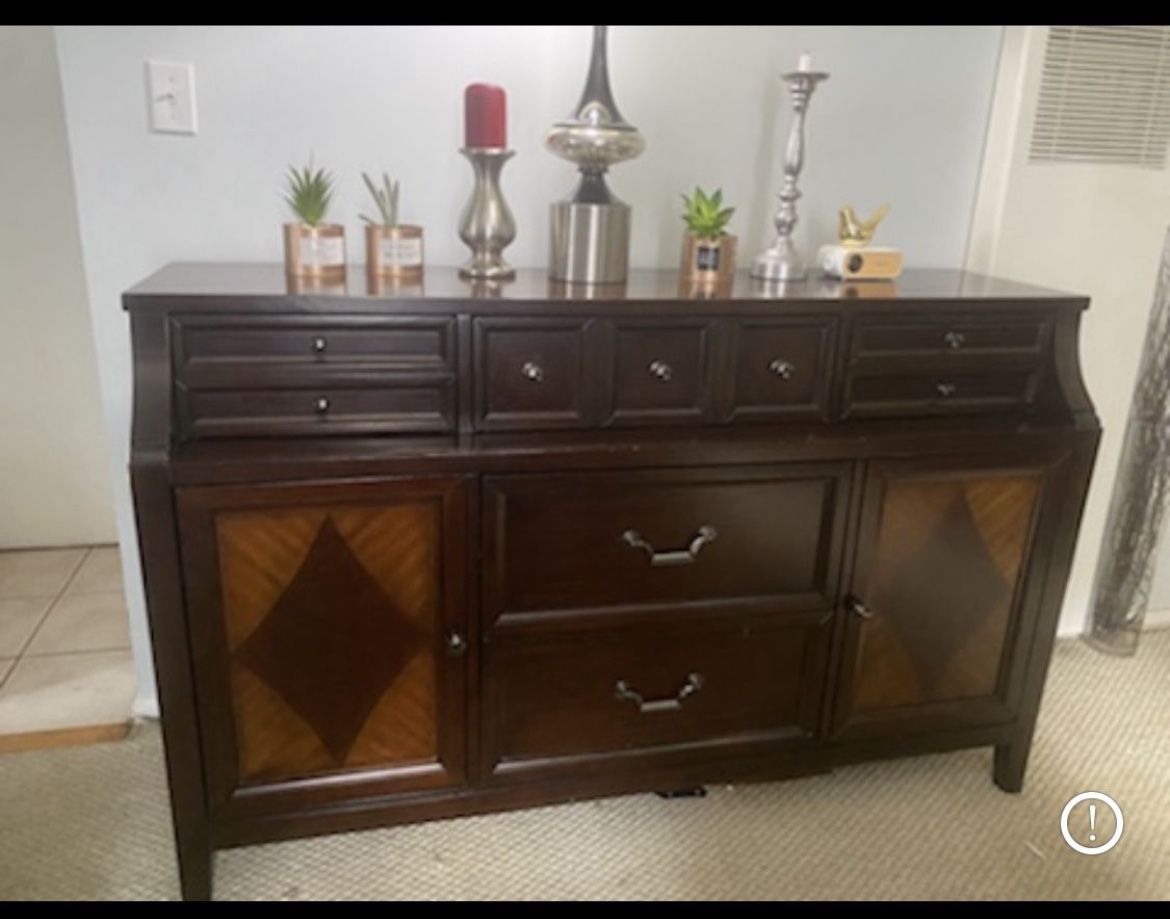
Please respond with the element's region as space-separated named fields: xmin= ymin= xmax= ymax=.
xmin=607 ymin=319 xmax=717 ymax=426
xmin=728 ymin=318 xmax=836 ymax=422
xmin=173 ymin=315 xmax=454 ymax=387
xmin=482 ymin=464 xmax=850 ymax=625
xmin=474 ymin=318 xmax=594 ymax=431
xmin=851 ymin=314 xmax=1050 ymax=358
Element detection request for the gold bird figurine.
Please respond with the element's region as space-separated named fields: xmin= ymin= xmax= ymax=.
xmin=838 ymin=203 xmax=891 ymax=248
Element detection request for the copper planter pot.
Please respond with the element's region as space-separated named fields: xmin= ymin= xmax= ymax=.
xmin=283 ymin=223 xmax=346 ymax=280
xmin=680 ymin=233 xmax=738 ymax=289
xmin=366 ymin=224 xmax=424 ymax=281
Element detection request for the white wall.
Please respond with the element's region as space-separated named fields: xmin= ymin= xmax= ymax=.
xmin=54 ymin=25 xmax=1003 ymax=712
xmin=0 ymin=27 xmax=115 ymax=548
xmin=967 ymin=26 xmax=1170 ymax=636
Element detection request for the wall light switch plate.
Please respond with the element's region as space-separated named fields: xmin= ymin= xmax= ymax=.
xmin=146 ymin=60 xmax=197 ymax=135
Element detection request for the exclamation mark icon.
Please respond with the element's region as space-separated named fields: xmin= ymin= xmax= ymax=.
xmin=1089 ymin=803 xmax=1097 ymax=842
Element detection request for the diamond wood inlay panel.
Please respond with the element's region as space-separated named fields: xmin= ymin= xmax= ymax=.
xmin=853 ymin=472 xmax=1041 ymax=712
xmin=215 ymin=501 xmax=441 ymax=783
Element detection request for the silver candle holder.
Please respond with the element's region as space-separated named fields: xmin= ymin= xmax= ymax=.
xmin=458 ymin=147 xmax=517 ymax=281
xmin=751 ymin=67 xmax=829 ymax=283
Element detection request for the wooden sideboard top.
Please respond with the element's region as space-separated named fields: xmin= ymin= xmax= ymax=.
xmin=124 ymin=263 xmax=1088 ymax=315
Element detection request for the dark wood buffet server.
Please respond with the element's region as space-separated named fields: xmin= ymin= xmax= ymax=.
xmin=125 ymin=264 xmax=1099 ymax=899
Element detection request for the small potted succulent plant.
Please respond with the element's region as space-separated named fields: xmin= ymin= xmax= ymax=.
xmin=679 ymin=186 xmax=737 ymax=285
xmin=362 ymin=172 xmax=424 ymax=281
xmin=282 ymin=159 xmax=346 ymax=280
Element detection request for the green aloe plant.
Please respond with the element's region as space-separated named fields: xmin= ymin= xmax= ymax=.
xmin=283 ymin=160 xmax=335 ymax=227
xmin=681 ymin=187 xmax=735 ymax=241
xmin=360 ymin=172 xmax=400 ymax=227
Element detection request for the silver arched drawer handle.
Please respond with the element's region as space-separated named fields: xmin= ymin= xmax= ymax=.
xmin=621 ymin=525 xmax=717 ymax=567
xmin=615 ymin=673 xmax=704 ymax=714
xmin=936 ymin=382 xmax=958 ymax=398
xmin=521 ymin=361 xmax=544 ymax=383
xmin=648 ymin=360 xmax=673 ymax=382
xmin=768 ymin=358 xmax=795 ymax=380
xmin=314 ymin=396 xmax=330 ymax=414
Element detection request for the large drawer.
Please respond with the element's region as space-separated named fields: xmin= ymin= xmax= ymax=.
xmin=482 ymin=611 xmax=831 ymax=777
xmin=482 ymin=464 xmax=850 ymax=623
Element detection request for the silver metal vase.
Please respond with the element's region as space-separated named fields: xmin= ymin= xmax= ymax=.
xmin=458 ymin=148 xmax=517 ymax=281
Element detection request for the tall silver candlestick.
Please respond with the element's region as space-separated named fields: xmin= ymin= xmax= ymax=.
xmin=751 ymin=66 xmax=829 ymax=282
xmin=458 ymin=147 xmax=517 ymax=281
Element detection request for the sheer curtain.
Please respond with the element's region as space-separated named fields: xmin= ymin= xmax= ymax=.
xmin=1087 ymin=229 xmax=1170 ymax=655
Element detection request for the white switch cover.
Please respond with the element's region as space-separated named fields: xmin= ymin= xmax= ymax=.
xmin=147 ymin=60 xmax=197 ymax=134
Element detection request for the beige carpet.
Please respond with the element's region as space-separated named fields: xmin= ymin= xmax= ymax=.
xmin=2 ymin=631 xmax=1168 ymax=900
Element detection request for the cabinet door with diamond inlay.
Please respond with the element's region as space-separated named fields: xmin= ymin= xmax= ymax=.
xmin=177 ymin=478 xmax=468 ymax=820
xmin=831 ymin=453 xmax=1060 ymax=739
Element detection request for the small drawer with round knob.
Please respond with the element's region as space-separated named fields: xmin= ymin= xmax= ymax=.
xmin=179 ymin=385 xmax=455 ymax=439
xmin=729 ymin=318 xmax=835 ymax=422
xmin=852 ymin=315 xmax=1049 ymax=357
xmin=844 ymin=370 xmax=1041 ymax=419
xmin=174 ymin=315 xmax=455 ymax=388
xmin=475 ymin=318 xmax=592 ymax=431
xmin=610 ymin=320 xmax=714 ymax=426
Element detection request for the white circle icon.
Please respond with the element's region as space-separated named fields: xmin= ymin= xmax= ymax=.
xmin=1060 ymin=791 xmax=1124 ymax=855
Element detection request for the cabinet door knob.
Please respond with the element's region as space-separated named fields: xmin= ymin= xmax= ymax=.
xmin=314 ymin=396 xmax=330 ymax=414
xmin=768 ymin=358 xmax=796 ymax=380
xmin=648 ymin=360 xmax=673 ymax=382
xmin=944 ymin=331 xmax=966 ymax=350
xmin=521 ymin=361 xmax=544 ymax=383
xmin=312 ymin=336 xmax=328 ymax=354
xmin=447 ymin=632 xmax=467 ymax=655
xmin=847 ymin=596 xmax=875 ymax=620
xmin=936 ymin=382 xmax=958 ymax=398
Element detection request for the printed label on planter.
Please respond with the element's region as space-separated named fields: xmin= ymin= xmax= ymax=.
xmin=380 ymin=236 xmax=423 ymax=268
xmin=696 ymin=245 xmax=721 ymax=271
xmin=300 ymin=235 xmax=345 ymax=268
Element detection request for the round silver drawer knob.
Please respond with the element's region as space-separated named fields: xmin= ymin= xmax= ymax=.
xmin=768 ymin=358 xmax=795 ymax=380
xmin=312 ymin=336 xmax=327 ymax=353
xmin=447 ymin=632 xmax=467 ymax=655
xmin=936 ymin=383 xmax=957 ymax=398
xmin=314 ymin=396 xmax=330 ymax=414
xmin=944 ymin=331 xmax=966 ymax=350
xmin=648 ymin=360 xmax=673 ymax=382
xmin=521 ymin=361 xmax=544 ymax=383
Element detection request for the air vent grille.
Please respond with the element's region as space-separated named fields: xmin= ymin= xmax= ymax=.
xmin=1029 ymin=25 xmax=1170 ymax=168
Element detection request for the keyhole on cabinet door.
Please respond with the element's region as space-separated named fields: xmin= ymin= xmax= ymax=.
xmin=1089 ymin=803 xmax=1097 ymax=842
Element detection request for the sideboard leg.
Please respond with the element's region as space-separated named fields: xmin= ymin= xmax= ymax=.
xmin=176 ymin=830 xmax=214 ymax=901
xmin=993 ymin=737 xmax=1029 ymax=793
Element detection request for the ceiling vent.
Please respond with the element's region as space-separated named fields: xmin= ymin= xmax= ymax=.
xmin=1029 ymin=25 xmax=1170 ymax=168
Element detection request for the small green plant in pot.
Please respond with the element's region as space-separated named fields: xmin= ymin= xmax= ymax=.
xmin=680 ymin=186 xmax=737 ymax=287
xmin=361 ymin=172 xmax=424 ymax=281
xmin=282 ymin=159 xmax=346 ymax=280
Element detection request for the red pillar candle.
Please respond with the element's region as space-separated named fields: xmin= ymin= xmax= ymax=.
xmin=464 ymin=83 xmax=507 ymax=149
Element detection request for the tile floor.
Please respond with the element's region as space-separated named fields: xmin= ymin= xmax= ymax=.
xmin=0 ymin=546 xmax=135 ymax=746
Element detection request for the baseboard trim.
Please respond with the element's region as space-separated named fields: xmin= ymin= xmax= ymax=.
xmin=0 ymin=720 xmax=130 ymax=755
